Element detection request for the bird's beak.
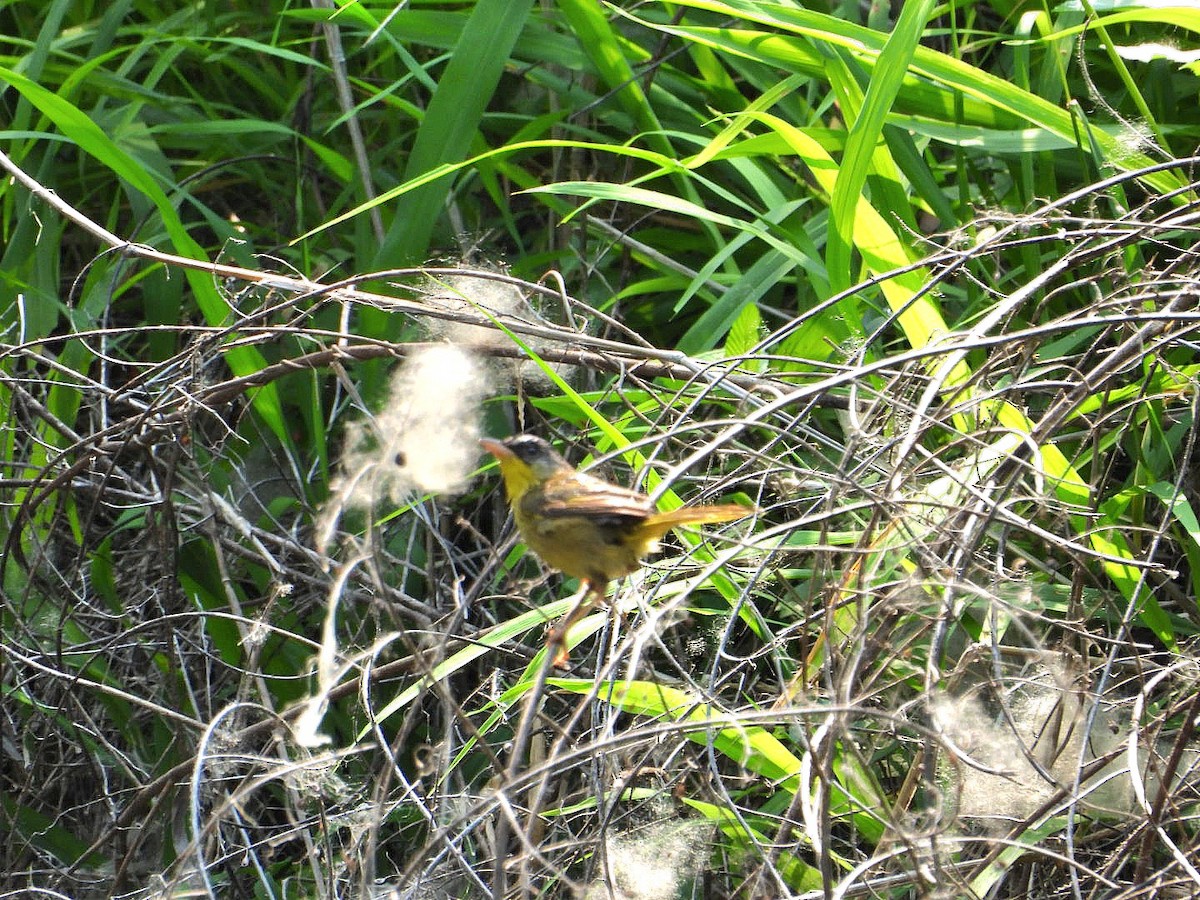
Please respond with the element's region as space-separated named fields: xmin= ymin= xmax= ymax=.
xmin=479 ymin=437 xmax=513 ymax=461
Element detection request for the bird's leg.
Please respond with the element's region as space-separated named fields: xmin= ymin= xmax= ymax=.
xmin=547 ymin=580 xmax=608 ymax=668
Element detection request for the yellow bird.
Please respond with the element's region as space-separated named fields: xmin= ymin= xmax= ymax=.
xmin=481 ymin=433 xmax=752 ymax=664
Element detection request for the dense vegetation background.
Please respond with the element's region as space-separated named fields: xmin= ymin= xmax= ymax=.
xmin=3 ymin=1 xmax=1200 ymax=897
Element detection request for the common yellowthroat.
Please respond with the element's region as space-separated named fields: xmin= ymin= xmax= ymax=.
xmin=481 ymin=433 xmax=753 ymax=664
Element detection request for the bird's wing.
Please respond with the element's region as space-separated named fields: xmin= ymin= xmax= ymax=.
xmin=533 ymin=472 xmax=655 ymax=521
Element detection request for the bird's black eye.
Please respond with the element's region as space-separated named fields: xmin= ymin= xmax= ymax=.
xmin=508 ymin=436 xmax=546 ymax=462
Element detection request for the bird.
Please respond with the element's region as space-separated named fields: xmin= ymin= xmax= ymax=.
xmin=480 ymin=433 xmax=753 ymax=665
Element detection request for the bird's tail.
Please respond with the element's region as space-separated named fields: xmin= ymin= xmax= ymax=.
xmin=642 ymin=503 xmax=754 ymax=539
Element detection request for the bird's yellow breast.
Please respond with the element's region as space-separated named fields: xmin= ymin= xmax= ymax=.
xmin=514 ymin=493 xmax=653 ymax=586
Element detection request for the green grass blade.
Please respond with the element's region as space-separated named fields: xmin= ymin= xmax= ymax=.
xmin=371 ymin=0 xmax=536 ymax=267
xmin=827 ymin=0 xmax=936 ymax=294
xmin=0 ymin=65 xmax=288 ymax=440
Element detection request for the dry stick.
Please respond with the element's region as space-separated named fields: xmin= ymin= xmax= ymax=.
xmin=512 ymin=621 xmax=655 ymax=896
xmin=0 ymin=147 xmax=866 ymax=453
xmin=490 ymin=642 xmax=560 ymax=900
xmin=1132 ymin=387 xmax=1200 ymax=882
xmin=957 ymin=687 xmax=1200 ymax=893
xmin=0 ymin=148 xmax=778 ymax=395
xmin=64 ymin=600 xmax=521 ymax=887
xmin=1 ymin=141 xmax=834 ymax=890
xmin=0 ymin=144 xmax=848 ymax=598
xmin=1134 ymin=687 xmax=1200 ymax=884
xmin=310 ymin=0 xmax=385 ymax=243
xmin=12 ymin=145 xmax=1193 ymax=895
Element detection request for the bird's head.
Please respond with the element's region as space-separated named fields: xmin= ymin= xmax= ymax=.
xmin=480 ymin=434 xmax=572 ymax=498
